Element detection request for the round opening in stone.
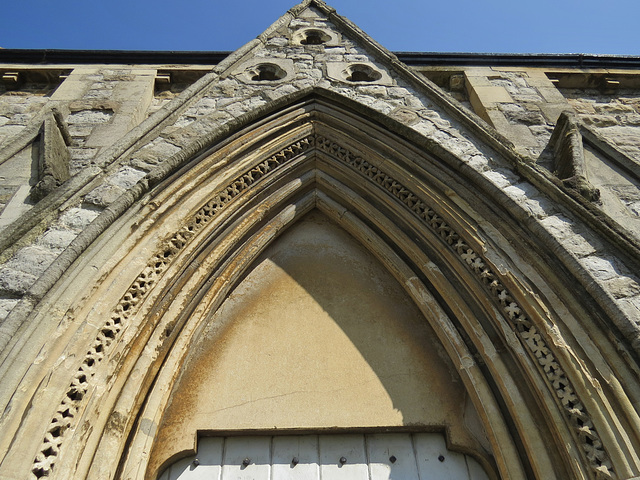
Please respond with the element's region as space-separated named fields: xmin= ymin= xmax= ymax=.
xmin=344 ymin=64 xmax=382 ymax=82
xmin=300 ymin=29 xmax=331 ymax=45
xmin=250 ymin=63 xmax=287 ymax=81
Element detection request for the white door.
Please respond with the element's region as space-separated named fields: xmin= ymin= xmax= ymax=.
xmin=158 ymin=433 xmax=491 ymax=480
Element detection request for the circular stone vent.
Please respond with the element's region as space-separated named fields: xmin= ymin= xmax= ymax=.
xmin=300 ymin=29 xmax=331 ymax=45
xmin=344 ymin=64 xmax=382 ymax=83
xmin=249 ymin=63 xmax=287 ymax=81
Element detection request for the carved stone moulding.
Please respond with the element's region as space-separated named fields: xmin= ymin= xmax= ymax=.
xmin=28 ymin=100 xmax=625 ymax=480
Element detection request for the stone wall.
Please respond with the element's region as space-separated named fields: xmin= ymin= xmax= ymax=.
xmin=0 ymin=58 xmax=639 ymax=335
xmin=457 ymin=67 xmax=571 ymax=169
xmin=562 ymin=87 xmax=640 ymax=162
xmin=0 ymin=84 xmax=53 ymax=146
xmin=53 ymin=67 xmax=156 ymax=173
xmin=0 ymin=61 xmax=638 ymax=330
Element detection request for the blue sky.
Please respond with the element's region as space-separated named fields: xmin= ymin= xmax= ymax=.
xmin=2 ymin=0 xmax=639 ymax=55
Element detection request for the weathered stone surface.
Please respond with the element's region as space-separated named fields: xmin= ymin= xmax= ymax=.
xmin=540 ymin=215 xmax=599 ymax=257
xmin=67 ymin=109 xmax=114 ymax=124
xmin=388 ymin=87 xmax=411 ymax=98
xmin=605 ymin=276 xmax=640 ymax=299
xmin=130 ymin=138 xmax=182 ymax=170
xmin=581 ymin=255 xmax=621 ymax=281
xmin=68 ymin=124 xmax=94 ymax=137
xmin=84 ymin=183 xmax=126 ymax=208
xmin=389 ymin=107 xmax=420 ymax=125
xmin=0 ymin=93 xmax=48 ymax=147
xmin=263 ymin=83 xmax=299 ymax=101
xmin=466 ymin=70 xmax=564 ymax=160
xmin=108 ymin=167 xmax=146 ymax=190
xmin=499 ymin=103 xmax=546 ymax=125
xmin=0 ymin=267 xmax=37 ymax=295
xmin=266 ymin=36 xmax=288 ymax=47
xmin=0 ymin=298 xmax=18 ymax=322
xmin=483 ymin=170 xmax=518 ymax=189
xmin=69 ymin=147 xmax=98 ymax=160
xmin=563 ymin=89 xmax=640 ymax=162
xmin=58 ymin=207 xmax=100 ymax=231
xmin=5 ymin=246 xmax=57 ymax=277
xmin=37 ymin=229 xmax=78 ymax=251
xmin=619 ymin=296 xmax=640 ymax=325
xmin=0 ymin=124 xmax=25 ymax=142
xmin=31 ymin=112 xmax=71 ymax=202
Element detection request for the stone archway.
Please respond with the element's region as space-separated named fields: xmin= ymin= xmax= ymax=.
xmin=146 ymin=210 xmax=496 ymax=478
xmin=10 ymin=93 xmax=638 ymax=480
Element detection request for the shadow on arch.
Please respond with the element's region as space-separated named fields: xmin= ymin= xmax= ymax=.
xmin=31 ymin=89 xmax=639 ymax=480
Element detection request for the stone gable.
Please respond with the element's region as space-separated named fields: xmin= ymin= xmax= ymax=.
xmin=0 ymin=2 xmax=639 ymax=480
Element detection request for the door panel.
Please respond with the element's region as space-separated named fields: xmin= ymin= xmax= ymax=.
xmin=414 ymin=433 xmax=469 ymax=479
xmin=367 ymin=433 xmax=420 ymax=479
xmin=272 ymin=435 xmax=320 ymax=480
xmin=159 ymin=432 xmax=491 ymax=480
xmin=222 ymin=436 xmax=271 ymax=480
xmin=319 ymin=434 xmax=369 ymax=480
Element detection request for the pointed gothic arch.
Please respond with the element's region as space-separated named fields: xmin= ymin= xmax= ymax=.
xmin=3 ymin=89 xmax=633 ymax=480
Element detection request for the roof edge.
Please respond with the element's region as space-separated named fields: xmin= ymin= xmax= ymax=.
xmin=2 ymin=49 xmax=640 ymax=68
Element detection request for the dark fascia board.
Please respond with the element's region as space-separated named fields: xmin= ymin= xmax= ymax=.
xmin=397 ymin=52 xmax=640 ymax=69
xmin=2 ymin=49 xmax=640 ymax=69
xmin=0 ymin=49 xmax=230 ymax=65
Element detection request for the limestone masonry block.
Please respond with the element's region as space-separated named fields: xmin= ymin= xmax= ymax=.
xmin=473 ymin=86 xmax=515 ymax=105
xmin=605 ymin=276 xmax=640 ymax=299
xmin=0 ymin=267 xmax=37 ymax=295
xmin=482 ymin=170 xmax=518 ymax=189
xmin=108 ymin=167 xmax=146 ymax=190
xmin=538 ymin=86 xmax=568 ymax=104
xmin=581 ymin=255 xmax=620 ymax=281
xmin=84 ymin=183 xmax=127 ymax=208
xmin=59 ymin=207 xmax=100 ymax=231
xmin=5 ymin=246 xmax=58 ymax=277
xmin=67 ymin=109 xmax=114 ymax=124
xmin=37 ymin=229 xmax=78 ymax=251
xmin=0 ymin=298 xmax=18 ymax=321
